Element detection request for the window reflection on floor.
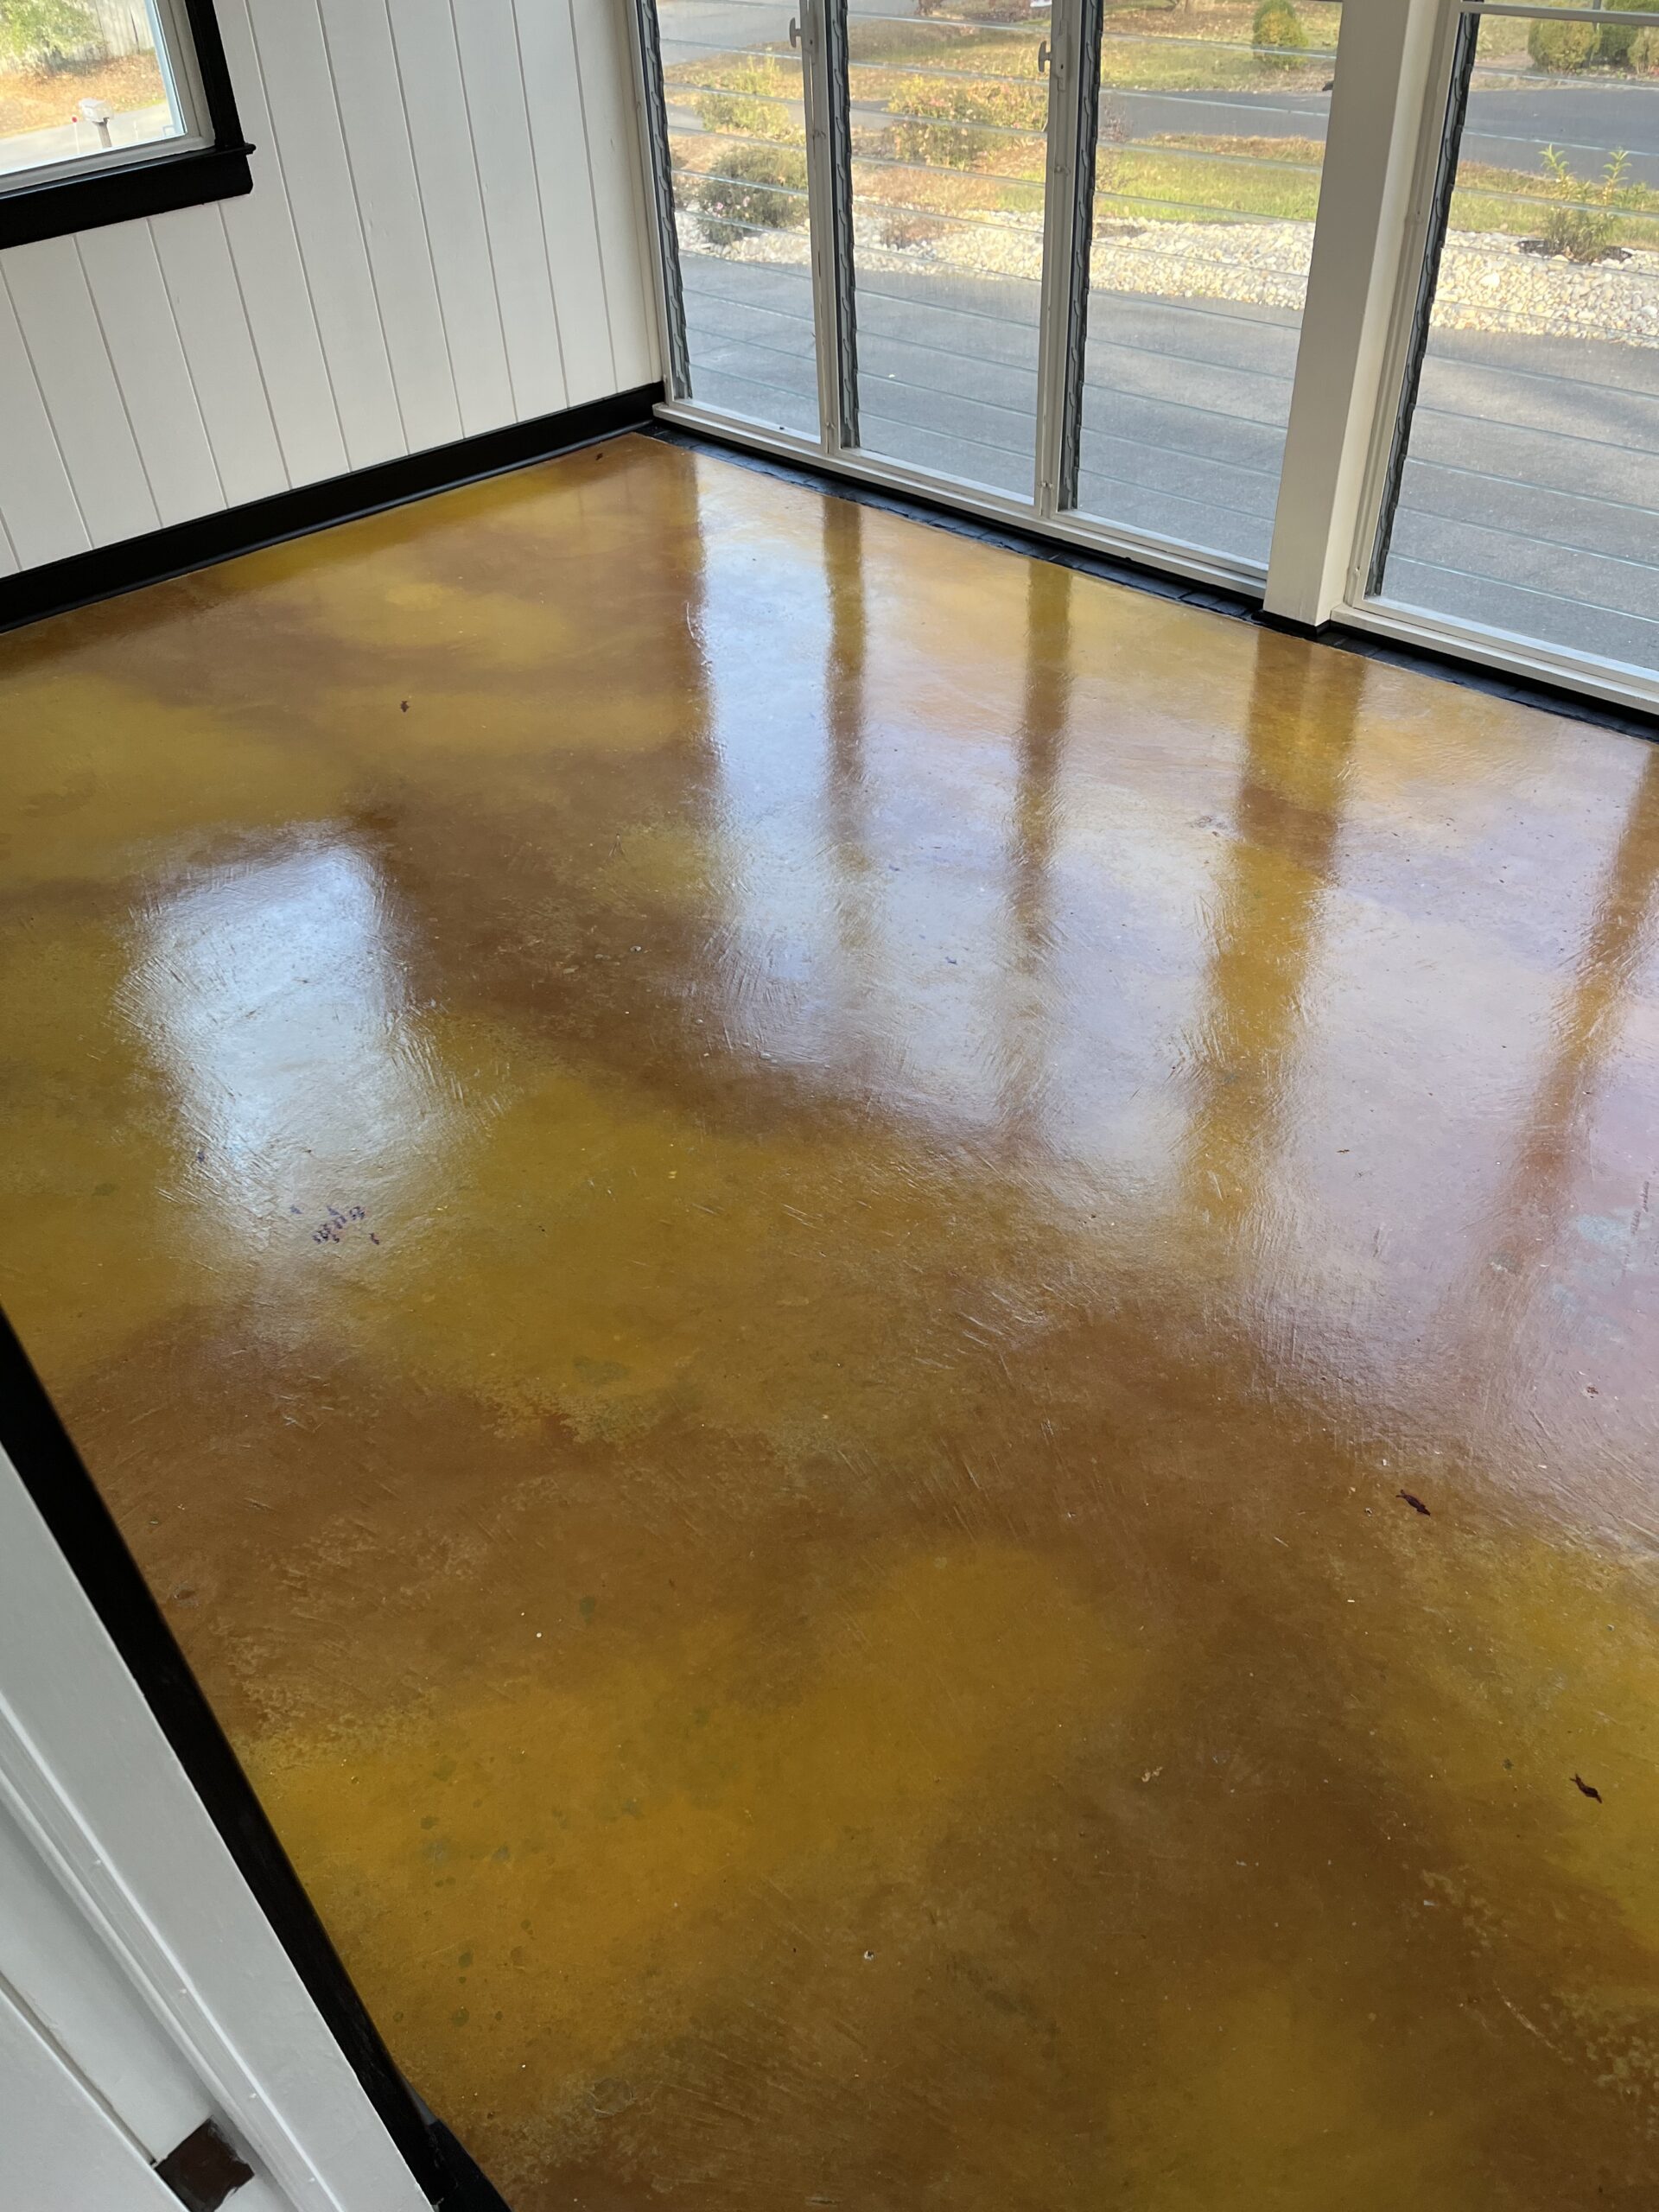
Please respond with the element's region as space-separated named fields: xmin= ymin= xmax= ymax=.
xmin=124 ymin=836 xmax=452 ymax=1251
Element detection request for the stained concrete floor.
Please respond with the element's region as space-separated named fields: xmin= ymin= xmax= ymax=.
xmin=3 ymin=434 xmax=1658 ymax=2209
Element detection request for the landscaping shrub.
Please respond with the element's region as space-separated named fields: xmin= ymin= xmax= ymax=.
xmin=1251 ymin=0 xmax=1307 ymax=71
xmin=1527 ymin=14 xmax=1597 ymax=70
xmin=887 ymin=73 xmax=1046 ymax=169
xmin=1591 ymin=0 xmax=1653 ymax=65
xmin=1632 ymin=27 xmax=1659 ymax=72
xmin=696 ymin=57 xmax=798 ymax=143
xmin=1528 ymin=144 xmax=1633 ymax=260
xmin=694 ymin=143 xmax=809 ymax=247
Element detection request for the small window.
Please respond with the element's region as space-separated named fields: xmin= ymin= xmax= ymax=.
xmin=0 ymin=0 xmax=251 ymax=248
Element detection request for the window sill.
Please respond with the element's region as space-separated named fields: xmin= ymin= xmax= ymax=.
xmin=0 ymin=141 xmax=253 ymax=253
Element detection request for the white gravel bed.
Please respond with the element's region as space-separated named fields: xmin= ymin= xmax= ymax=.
xmin=677 ymin=208 xmax=1659 ymax=349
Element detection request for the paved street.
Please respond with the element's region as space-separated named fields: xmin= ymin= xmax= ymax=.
xmin=682 ymin=248 xmax=1659 ymax=671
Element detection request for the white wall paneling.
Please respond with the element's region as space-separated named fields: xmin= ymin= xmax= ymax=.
xmin=385 ymin=0 xmax=515 ymax=438
xmin=212 ymin=0 xmax=349 ymax=487
xmin=3 ymin=239 xmax=159 ymax=548
xmin=518 ymin=0 xmax=614 ymax=405
xmin=317 ymin=0 xmax=463 ymax=454
xmin=451 ymin=0 xmax=569 ymax=423
xmin=244 ymin=0 xmax=404 ymax=468
xmin=150 ymin=205 xmax=289 ymax=509
xmin=573 ymin=0 xmax=657 ymax=389
xmin=0 ymin=275 xmax=92 ymax=569
xmin=0 ymin=0 xmax=660 ymax=577
xmin=73 ymin=225 xmax=226 ymax=527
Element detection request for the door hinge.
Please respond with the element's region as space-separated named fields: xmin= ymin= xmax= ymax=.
xmin=154 ymin=2120 xmax=255 ymax=2212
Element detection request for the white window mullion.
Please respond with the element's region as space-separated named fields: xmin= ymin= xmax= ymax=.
xmin=1263 ymin=0 xmax=1449 ymax=629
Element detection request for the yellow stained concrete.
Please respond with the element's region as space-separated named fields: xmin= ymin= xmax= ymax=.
xmin=3 ymin=435 xmax=1658 ymax=2209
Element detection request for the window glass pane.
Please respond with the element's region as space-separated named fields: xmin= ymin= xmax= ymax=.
xmin=1072 ymin=0 xmax=1340 ymax=568
xmin=845 ymin=0 xmax=1050 ymax=501
xmin=1376 ymin=8 xmax=1659 ymax=676
xmin=0 ymin=0 xmax=185 ymax=181
xmin=658 ymin=0 xmax=822 ymax=441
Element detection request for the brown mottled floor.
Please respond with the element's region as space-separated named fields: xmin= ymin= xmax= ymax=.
xmin=3 ymin=434 xmax=1658 ymax=2209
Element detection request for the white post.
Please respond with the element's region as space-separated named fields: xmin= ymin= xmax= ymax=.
xmin=1263 ymin=0 xmax=1448 ymax=628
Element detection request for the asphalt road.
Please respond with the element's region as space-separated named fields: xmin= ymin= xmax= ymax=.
xmin=659 ymin=0 xmax=1659 ymax=189
xmin=679 ymin=247 xmax=1659 ymax=671
xmin=1103 ymin=83 xmax=1659 ymax=190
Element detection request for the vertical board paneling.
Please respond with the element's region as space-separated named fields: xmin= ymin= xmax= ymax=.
xmin=0 ymin=0 xmax=658 ymax=578
xmin=516 ymin=0 xmax=613 ymax=404
xmin=387 ymin=0 xmax=514 ymax=438
xmin=211 ymin=0 xmax=350 ymax=487
xmin=2 ymin=241 xmax=159 ymax=549
xmin=247 ymin=0 xmax=404 ymax=468
xmin=0 ymin=276 xmax=86 ymax=569
xmin=75 ymin=227 xmax=225 ymax=529
xmin=317 ymin=0 xmax=462 ymax=454
xmin=150 ymin=208 xmax=288 ymax=509
xmin=451 ymin=0 xmax=569 ymax=422
xmin=570 ymin=0 xmax=656 ymax=389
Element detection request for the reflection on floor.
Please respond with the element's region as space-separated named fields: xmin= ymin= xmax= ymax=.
xmin=3 ymin=434 xmax=1659 ymax=2211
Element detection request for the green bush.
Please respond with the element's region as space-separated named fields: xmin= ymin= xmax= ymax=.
xmin=694 ymin=144 xmax=809 ymax=247
xmin=887 ymin=73 xmax=1046 ymax=169
xmin=1632 ymin=27 xmax=1659 ymax=72
xmin=1528 ymin=14 xmax=1598 ymax=70
xmin=0 ymin=0 xmax=97 ymax=67
xmin=1252 ymin=0 xmax=1307 ymax=71
xmin=695 ymin=57 xmax=798 ymax=144
xmin=1530 ymin=143 xmax=1633 ymax=260
xmin=1592 ymin=0 xmax=1652 ymax=65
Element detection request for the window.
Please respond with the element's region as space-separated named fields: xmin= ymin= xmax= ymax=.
xmin=0 ymin=0 xmax=250 ymax=248
xmin=1366 ymin=0 xmax=1659 ymax=687
xmin=633 ymin=0 xmax=1659 ymax=715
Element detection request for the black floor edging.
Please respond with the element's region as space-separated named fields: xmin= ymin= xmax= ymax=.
xmin=654 ymin=418 xmax=1659 ymax=747
xmin=0 ymin=383 xmax=664 ymax=638
xmin=650 ymin=417 xmax=1259 ymax=625
xmin=412 ymin=2096 xmax=517 ymax=2212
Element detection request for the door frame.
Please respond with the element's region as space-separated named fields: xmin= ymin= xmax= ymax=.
xmin=0 ymin=1312 xmax=452 ymax=2212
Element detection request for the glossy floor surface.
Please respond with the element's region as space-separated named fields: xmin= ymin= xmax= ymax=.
xmin=3 ymin=435 xmax=1659 ymax=2210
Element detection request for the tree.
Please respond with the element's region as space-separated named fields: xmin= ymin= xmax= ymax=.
xmin=0 ymin=0 xmax=100 ymax=71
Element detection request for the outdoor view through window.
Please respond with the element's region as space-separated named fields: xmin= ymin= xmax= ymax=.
xmin=657 ymin=0 xmax=1340 ymax=550
xmin=1376 ymin=2 xmax=1659 ymax=680
xmin=656 ymin=0 xmax=1659 ymax=681
xmin=0 ymin=0 xmax=185 ymax=182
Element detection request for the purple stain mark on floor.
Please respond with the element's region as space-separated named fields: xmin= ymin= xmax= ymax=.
xmin=312 ymin=1205 xmax=372 ymax=1247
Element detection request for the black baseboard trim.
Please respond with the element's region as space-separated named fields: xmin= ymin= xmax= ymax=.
xmin=410 ymin=2097 xmax=516 ymax=2212
xmin=0 ymin=1306 xmax=506 ymax=2208
xmin=0 ymin=384 xmax=664 ymax=639
xmin=649 ymin=416 xmax=1261 ymax=627
xmin=655 ymin=418 xmax=1659 ymax=747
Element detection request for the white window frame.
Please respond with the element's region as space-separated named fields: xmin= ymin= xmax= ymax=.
xmin=629 ymin=0 xmax=1659 ymax=718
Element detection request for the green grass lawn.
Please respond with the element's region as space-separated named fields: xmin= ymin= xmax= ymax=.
xmin=669 ymin=26 xmax=1659 ymax=252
